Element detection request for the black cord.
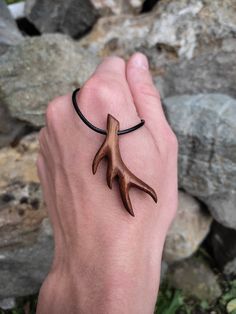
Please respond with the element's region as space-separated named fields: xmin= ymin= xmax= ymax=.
xmin=72 ymin=88 xmax=145 ymax=135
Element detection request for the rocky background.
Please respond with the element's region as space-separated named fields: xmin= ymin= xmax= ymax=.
xmin=0 ymin=0 xmax=236 ymax=312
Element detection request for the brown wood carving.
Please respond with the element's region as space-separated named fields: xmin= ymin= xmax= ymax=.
xmin=92 ymin=114 xmax=157 ymax=216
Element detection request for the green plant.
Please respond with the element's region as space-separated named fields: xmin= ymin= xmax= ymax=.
xmin=155 ymin=282 xmax=184 ymax=314
xmin=221 ymin=280 xmax=236 ymax=314
xmin=5 ymin=0 xmax=23 ymax=5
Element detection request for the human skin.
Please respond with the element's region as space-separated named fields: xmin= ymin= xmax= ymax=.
xmin=36 ymin=53 xmax=178 ymax=314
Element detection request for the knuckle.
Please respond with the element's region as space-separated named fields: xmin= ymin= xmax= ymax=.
xmin=85 ymin=75 xmax=113 ymax=99
xmin=158 ymin=123 xmax=178 ymax=157
xmin=104 ymin=55 xmax=125 ymax=66
xmin=81 ymin=75 xmax=125 ymax=112
xmin=166 ymin=128 xmax=178 ymax=153
xmin=45 ymin=99 xmax=57 ymax=125
xmin=45 ymin=94 xmax=69 ymax=126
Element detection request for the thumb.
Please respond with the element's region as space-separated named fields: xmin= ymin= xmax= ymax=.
xmin=126 ymin=53 xmax=167 ymax=136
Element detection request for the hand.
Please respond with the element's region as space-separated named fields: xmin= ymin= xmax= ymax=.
xmin=36 ymin=53 xmax=178 ymax=314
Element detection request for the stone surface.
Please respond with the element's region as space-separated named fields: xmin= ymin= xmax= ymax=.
xmin=163 ymin=191 xmax=212 ymax=262
xmin=0 ymin=34 xmax=99 ymax=127
xmin=164 ymin=94 xmax=236 ymax=230
xmin=209 ymin=221 xmax=236 ymax=277
xmin=0 ymin=133 xmax=46 ymax=245
xmin=0 ymin=0 xmax=23 ymax=55
xmin=0 ymin=297 xmax=16 ymax=310
xmin=0 ymin=133 xmax=53 ymax=298
xmin=0 ymin=218 xmax=53 ymax=298
xmin=167 ymin=257 xmax=222 ymax=302
xmin=80 ymin=0 xmax=236 ymax=98
xmin=0 ymin=103 xmax=27 ymax=149
xmin=90 ymin=0 xmax=145 ymax=15
xmin=24 ymin=0 xmax=98 ymax=38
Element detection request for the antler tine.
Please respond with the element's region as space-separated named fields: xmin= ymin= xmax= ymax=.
xmin=92 ymin=114 xmax=157 ymax=216
xmin=118 ymin=178 xmax=135 ymax=217
xmin=118 ymin=170 xmax=157 ymax=217
xmin=92 ymin=141 xmax=107 ymax=174
xmin=130 ymin=175 xmax=158 ymax=203
xmin=106 ymin=163 xmax=117 ymax=189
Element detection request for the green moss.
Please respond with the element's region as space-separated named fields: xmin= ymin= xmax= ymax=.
xmin=155 ymin=282 xmax=184 ymax=314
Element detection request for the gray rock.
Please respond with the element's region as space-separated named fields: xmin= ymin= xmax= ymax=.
xmin=0 ymin=297 xmax=16 ymax=310
xmin=0 ymin=133 xmax=46 ymax=246
xmin=25 ymin=0 xmax=98 ymax=38
xmin=80 ymin=0 xmax=236 ymax=98
xmin=167 ymin=256 xmax=222 ymax=302
xmin=163 ymin=94 xmax=236 ymax=229
xmin=0 ymin=133 xmax=53 ymax=297
xmin=90 ymin=0 xmax=145 ymax=15
xmin=160 ymin=261 xmax=168 ymax=282
xmin=0 ymin=102 xmax=26 ymax=148
xmin=0 ymin=0 xmax=23 ymax=55
xmin=163 ymin=191 xmax=212 ymax=262
xmin=0 ymin=218 xmax=53 ymax=298
xmin=209 ymin=221 xmax=236 ymax=277
xmin=0 ymin=34 xmax=100 ymax=127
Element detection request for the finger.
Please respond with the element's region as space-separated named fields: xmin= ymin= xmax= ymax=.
xmin=126 ymin=53 xmax=168 ymax=136
xmin=94 ymin=56 xmax=126 ymax=77
xmin=77 ymin=56 xmax=141 ymax=132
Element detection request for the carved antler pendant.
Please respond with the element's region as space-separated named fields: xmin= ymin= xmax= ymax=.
xmin=92 ymin=114 xmax=157 ymax=217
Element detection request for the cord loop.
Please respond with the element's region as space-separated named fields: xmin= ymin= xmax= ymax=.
xmin=72 ymin=88 xmax=145 ymax=135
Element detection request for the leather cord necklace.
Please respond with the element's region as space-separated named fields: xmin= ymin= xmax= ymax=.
xmin=72 ymin=88 xmax=157 ymax=217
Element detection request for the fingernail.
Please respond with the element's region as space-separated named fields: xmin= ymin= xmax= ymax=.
xmin=131 ymin=53 xmax=149 ymax=70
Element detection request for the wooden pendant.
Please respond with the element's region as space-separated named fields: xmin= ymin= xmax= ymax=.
xmin=92 ymin=114 xmax=157 ymax=216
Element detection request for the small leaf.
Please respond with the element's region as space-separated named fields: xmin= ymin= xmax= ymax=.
xmin=200 ymin=300 xmax=209 ymax=310
xmin=162 ymin=290 xmax=183 ymax=314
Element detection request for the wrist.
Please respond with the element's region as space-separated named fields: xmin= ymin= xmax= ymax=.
xmin=38 ymin=241 xmax=160 ymax=314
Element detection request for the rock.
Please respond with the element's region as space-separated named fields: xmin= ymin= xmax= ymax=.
xmin=0 ymin=133 xmax=46 ymax=245
xmin=0 ymin=0 xmax=23 ymax=55
xmin=0 ymin=34 xmax=100 ymax=127
xmin=0 ymin=133 xmax=53 ymax=297
xmin=167 ymin=257 xmax=222 ymax=302
xmin=79 ymin=12 xmax=152 ymax=56
xmin=209 ymin=221 xmax=236 ymax=277
xmin=163 ymin=94 xmax=236 ymax=230
xmin=80 ymin=0 xmax=236 ymax=98
xmin=163 ymin=191 xmax=212 ymax=262
xmin=0 ymin=218 xmax=53 ymax=298
xmin=90 ymin=0 xmax=145 ymax=15
xmin=0 ymin=297 xmax=16 ymax=310
xmin=142 ymin=0 xmax=159 ymax=13
xmin=24 ymin=0 xmax=98 ymax=38
xmin=0 ymin=102 xmax=27 ymax=149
